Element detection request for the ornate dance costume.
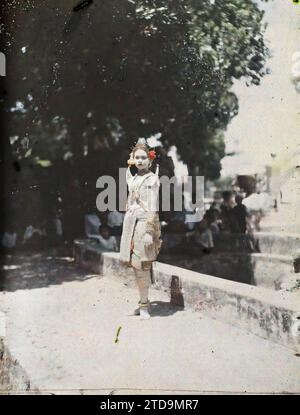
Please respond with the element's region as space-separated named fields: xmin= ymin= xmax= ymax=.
xmin=119 ymin=167 xmax=162 ymax=271
xmin=119 ymin=142 xmax=162 ymax=319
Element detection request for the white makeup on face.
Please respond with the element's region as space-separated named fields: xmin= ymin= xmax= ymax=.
xmin=133 ymin=149 xmax=150 ymax=170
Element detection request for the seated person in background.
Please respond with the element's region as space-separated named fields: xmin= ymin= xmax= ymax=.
xmin=205 ymin=208 xmax=221 ymax=236
xmin=186 ymin=217 xmax=214 ymax=253
xmin=1 ymin=222 xmax=17 ymax=252
xmin=232 ymin=194 xmax=251 ymax=234
xmin=22 ymin=217 xmax=47 ymax=250
xmin=220 ymin=190 xmax=236 ymax=233
xmin=89 ymin=224 xmax=118 ymax=252
xmin=107 ymin=210 xmax=124 ymax=236
xmin=84 ymin=209 xmax=101 ymax=237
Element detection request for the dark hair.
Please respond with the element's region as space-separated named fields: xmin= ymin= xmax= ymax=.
xmin=132 ymin=143 xmax=150 ymax=157
xmin=205 ymin=208 xmax=219 ymax=223
xmin=99 ymin=224 xmax=111 ymax=233
xmin=235 ymin=194 xmax=243 ymax=204
xmin=222 ymin=190 xmax=233 ymax=202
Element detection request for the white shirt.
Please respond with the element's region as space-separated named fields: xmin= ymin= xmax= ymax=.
xmin=107 ymin=211 xmax=124 ymax=227
xmin=84 ymin=214 xmax=101 ymax=237
xmin=89 ymin=234 xmax=118 ymax=251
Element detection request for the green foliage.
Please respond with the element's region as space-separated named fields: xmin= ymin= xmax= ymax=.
xmin=1 ymin=0 xmax=269 ymax=186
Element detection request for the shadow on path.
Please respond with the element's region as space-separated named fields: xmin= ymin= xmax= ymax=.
xmin=0 ymin=250 xmax=97 ymax=292
xmin=149 ymin=300 xmax=184 ymax=317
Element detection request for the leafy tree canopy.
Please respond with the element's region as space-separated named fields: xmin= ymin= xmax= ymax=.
xmin=0 ymin=0 xmax=270 ymax=191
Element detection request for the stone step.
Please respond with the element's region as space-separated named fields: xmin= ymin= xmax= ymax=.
xmin=255 ymin=232 xmax=300 ymax=256
xmin=260 ymin=223 xmax=300 ymax=234
xmin=158 ymin=252 xmax=298 ymax=291
xmin=280 ymin=274 xmax=300 ymax=292
xmin=249 ymin=253 xmax=298 ymax=289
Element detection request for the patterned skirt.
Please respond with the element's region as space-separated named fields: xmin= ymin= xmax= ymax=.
xmin=119 ymin=210 xmax=162 ymax=270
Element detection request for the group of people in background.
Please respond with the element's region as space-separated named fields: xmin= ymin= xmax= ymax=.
xmin=0 ymin=188 xmax=262 ymax=255
xmin=161 ymin=190 xmax=255 ymax=254
xmin=82 ymin=190 xmax=258 ymax=255
xmin=184 ymin=191 xmax=254 ymax=253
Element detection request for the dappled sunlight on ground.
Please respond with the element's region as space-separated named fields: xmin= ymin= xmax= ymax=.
xmin=0 ymin=250 xmax=97 ymax=292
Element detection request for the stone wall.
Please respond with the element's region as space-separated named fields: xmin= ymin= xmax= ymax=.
xmin=73 ymin=241 xmax=300 ymax=352
xmin=158 ymin=252 xmax=297 ymax=290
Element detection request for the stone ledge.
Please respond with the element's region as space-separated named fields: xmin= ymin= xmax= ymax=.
xmin=73 ymin=241 xmax=300 ymax=352
xmin=74 ymin=237 xmax=300 ymax=352
xmin=255 ymin=232 xmax=300 ymax=256
xmin=74 ymin=239 xmax=298 ymax=289
xmin=158 ymin=252 xmax=297 ymax=290
xmin=103 ymin=252 xmax=300 ymax=352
